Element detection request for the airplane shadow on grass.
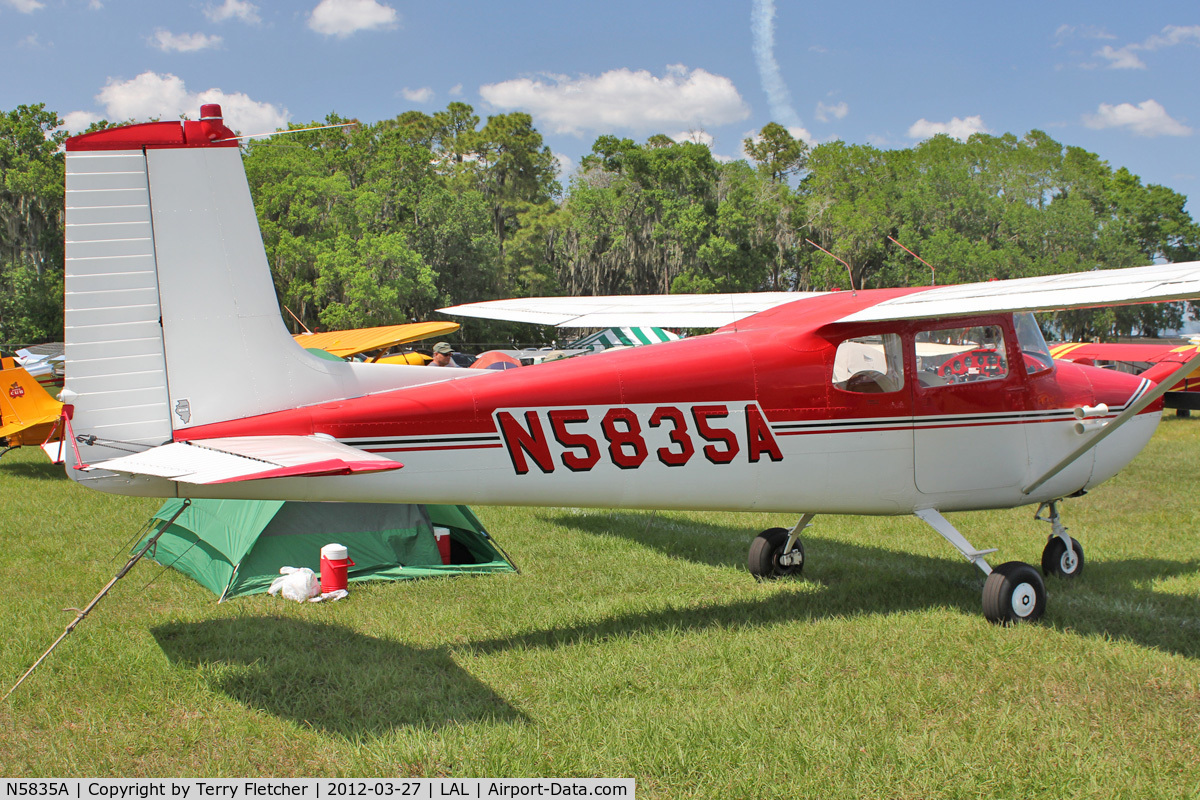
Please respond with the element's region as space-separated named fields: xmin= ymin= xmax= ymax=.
xmin=152 ymin=616 xmax=526 ymax=737
xmin=480 ymin=511 xmax=1200 ymax=660
xmin=0 ymin=460 xmax=66 ymax=482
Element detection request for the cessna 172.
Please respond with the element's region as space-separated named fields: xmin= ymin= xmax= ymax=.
xmin=59 ymin=106 xmax=1200 ymax=624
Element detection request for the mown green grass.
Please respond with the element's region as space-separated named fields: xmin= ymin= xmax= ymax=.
xmin=1 ymin=418 xmax=1198 ymax=797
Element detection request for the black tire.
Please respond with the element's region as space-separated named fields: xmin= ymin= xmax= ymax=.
xmin=748 ymin=527 xmax=804 ymax=579
xmin=1041 ymin=536 xmax=1084 ymax=578
xmin=982 ymin=561 xmax=1046 ymax=625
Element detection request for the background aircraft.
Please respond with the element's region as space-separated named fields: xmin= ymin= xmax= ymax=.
xmin=0 ymin=360 xmax=65 ymax=462
xmin=1050 ymin=341 xmax=1200 ymax=413
xmin=55 ymin=106 xmax=1200 ymax=624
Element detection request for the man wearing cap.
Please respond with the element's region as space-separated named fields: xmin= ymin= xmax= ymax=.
xmin=430 ymin=342 xmax=459 ymax=367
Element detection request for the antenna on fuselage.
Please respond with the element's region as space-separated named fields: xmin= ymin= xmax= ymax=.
xmin=888 ymin=236 xmax=937 ymax=286
xmin=805 ymin=239 xmax=856 ymax=295
xmin=213 ymin=121 xmax=359 ymax=143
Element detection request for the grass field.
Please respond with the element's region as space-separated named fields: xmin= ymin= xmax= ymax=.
xmin=1 ymin=417 xmax=1198 ymax=797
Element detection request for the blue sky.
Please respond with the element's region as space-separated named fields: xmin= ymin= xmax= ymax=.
xmin=3 ymin=0 xmax=1200 ymax=210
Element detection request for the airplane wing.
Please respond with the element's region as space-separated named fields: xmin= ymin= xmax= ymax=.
xmin=441 ymin=262 xmax=1200 ymax=328
xmin=80 ymin=435 xmax=402 ymax=485
xmin=293 ymin=321 xmax=461 ymax=358
xmin=438 ymin=292 xmax=827 ymax=328
xmin=1049 ymin=341 xmax=1200 ymax=364
xmin=837 ymin=261 xmax=1200 ymax=322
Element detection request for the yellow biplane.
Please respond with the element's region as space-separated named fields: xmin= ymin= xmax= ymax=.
xmin=0 ymin=358 xmax=65 ymax=462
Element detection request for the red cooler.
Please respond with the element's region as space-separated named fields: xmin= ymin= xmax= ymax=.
xmin=433 ymin=527 xmax=451 ymax=565
xmin=320 ymin=543 xmax=355 ymax=593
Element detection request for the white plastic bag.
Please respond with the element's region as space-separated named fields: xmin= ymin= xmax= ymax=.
xmin=267 ymin=566 xmax=320 ymax=602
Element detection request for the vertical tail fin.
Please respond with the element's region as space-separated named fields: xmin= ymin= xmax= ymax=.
xmin=63 ymin=105 xmax=442 ymax=491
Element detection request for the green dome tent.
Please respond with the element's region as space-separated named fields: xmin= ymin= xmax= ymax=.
xmin=139 ymin=499 xmax=515 ymax=601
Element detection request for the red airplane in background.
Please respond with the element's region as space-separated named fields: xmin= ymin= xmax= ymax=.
xmin=57 ymin=106 xmax=1200 ymax=624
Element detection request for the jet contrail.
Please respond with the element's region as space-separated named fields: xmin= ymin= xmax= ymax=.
xmin=751 ymin=0 xmax=804 ymax=130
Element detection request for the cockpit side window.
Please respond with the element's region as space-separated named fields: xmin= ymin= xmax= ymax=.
xmin=916 ymin=325 xmax=1008 ymax=387
xmin=1014 ymin=312 xmax=1054 ymax=376
xmin=832 ymin=333 xmax=905 ymax=393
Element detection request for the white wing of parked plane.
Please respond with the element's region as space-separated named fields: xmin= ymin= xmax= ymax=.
xmin=439 ymin=292 xmax=826 ymax=329
xmin=442 ymin=263 xmax=1200 ymax=330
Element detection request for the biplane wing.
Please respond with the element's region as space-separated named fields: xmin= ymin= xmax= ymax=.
xmin=292 ymin=320 xmax=460 ymax=358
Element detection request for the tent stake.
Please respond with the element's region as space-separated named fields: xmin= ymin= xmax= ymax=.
xmin=3 ymin=498 xmax=192 ymax=702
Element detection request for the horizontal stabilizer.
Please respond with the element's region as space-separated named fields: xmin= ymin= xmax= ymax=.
xmin=81 ymin=435 xmax=401 ymax=485
xmin=439 ymin=292 xmax=826 ymax=328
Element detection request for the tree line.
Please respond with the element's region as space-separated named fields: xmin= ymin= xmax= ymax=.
xmin=3 ymin=101 xmax=1198 ymax=348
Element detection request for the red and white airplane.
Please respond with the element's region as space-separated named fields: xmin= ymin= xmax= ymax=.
xmin=59 ymin=106 xmax=1200 ymax=624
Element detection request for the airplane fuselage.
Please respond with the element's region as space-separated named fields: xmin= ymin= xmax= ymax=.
xmin=92 ymin=292 xmax=1158 ymax=516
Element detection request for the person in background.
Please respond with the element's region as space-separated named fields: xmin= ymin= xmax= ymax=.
xmin=429 ymin=341 xmax=459 ymax=367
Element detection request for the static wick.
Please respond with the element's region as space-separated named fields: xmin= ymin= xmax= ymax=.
xmin=805 ymin=239 xmax=856 ymax=293
xmin=215 ymin=121 xmax=358 ymax=143
xmin=888 ymin=236 xmax=937 ymax=286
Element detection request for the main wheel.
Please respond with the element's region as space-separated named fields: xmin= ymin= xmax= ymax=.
xmin=748 ymin=527 xmax=804 ymax=579
xmin=1041 ymin=536 xmax=1084 ymax=578
xmin=982 ymin=561 xmax=1046 ymax=624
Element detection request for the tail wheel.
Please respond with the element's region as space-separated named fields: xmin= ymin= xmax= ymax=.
xmin=983 ymin=561 xmax=1046 ymax=625
xmin=1041 ymin=536 xmax=1084 ymax=578
xmin=748 ymin=527 xmax=804 ymax=579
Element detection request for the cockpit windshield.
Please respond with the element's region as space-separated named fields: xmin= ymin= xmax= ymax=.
xmin=1014 ymin=312 xmax=1054 ymax=375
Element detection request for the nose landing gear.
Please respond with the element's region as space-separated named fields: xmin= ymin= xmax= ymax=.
xmin=1036 ymin=501 xmax=1084 ymax=578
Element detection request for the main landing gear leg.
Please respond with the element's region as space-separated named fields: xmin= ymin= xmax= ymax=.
xmin=1035 ymin=501 xmax=1084 ymax=579
xmin=748 ymin=513 xmax=814 ymax=579
xmin=915 ymin=508 xmax=1046 ymax=625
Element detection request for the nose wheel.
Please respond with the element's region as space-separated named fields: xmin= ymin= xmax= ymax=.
xmin=1035 ymin=501 xmax=1084 ymax=579
xmin=1042 ymin=535 xmax=1084 ymax=578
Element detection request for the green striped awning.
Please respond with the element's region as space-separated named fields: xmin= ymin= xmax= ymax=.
xmin=569 ymin=327 xmax=682 ymax=350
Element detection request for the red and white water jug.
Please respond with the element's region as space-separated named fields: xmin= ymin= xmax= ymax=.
xmin=320 ymin=543 xmax=355 ymax=593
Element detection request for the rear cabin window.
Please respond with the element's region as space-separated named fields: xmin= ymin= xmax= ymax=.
xmin=916 ymin=325 xmax=1008 ymax=386
xmin=832 ymin=333 xmax=905 ymax=393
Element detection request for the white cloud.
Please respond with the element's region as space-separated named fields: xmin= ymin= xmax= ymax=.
xmin=149 ymin=29 xmax=223 ymax=53
xmin=671 ymin=130 xmax=714 ymax=147
xmin=815 ymin=101 xmax=848 ymax=123
xmin=1097 ymin=24 xmax=1200 ymax=69
xmin=448 ymin=83 xmax=463 ymax=97
xmin=480 ymin=65 xmax=750 ymax=136
xmin=1054 ymin=24 xmax=1115 ymax=43
xmin=1083 ymin=99 xmax=1191 ymax=137
xmin=2 ymin=0 xmax=44 ymax=12
xmin=553 ymin=151 xmax=575 ymax=179
xmin=205 ymin=0 xmax=260 ymax=24
xmin=90 ymin=71 xmax=289 ymax=135
xmin=60 ymin=110 xmax=101 ymax=133
xmin=908 ymin=115 xmax=990 ymax=141
xmin=401 ymin=86 xmax=433 ymax=103
xmin=307 ymin=0 xmax=398 ymax=37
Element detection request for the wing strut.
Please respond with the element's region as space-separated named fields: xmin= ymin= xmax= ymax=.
xmin=1022 ymin=349 xmax=1200 ymax=495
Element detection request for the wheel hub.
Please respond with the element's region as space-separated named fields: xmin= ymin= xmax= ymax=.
xmin=1060 ymin=549 xmax=1077 ymax=573
xmin=1011 ymin=582 xmax=1037 ymax=617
